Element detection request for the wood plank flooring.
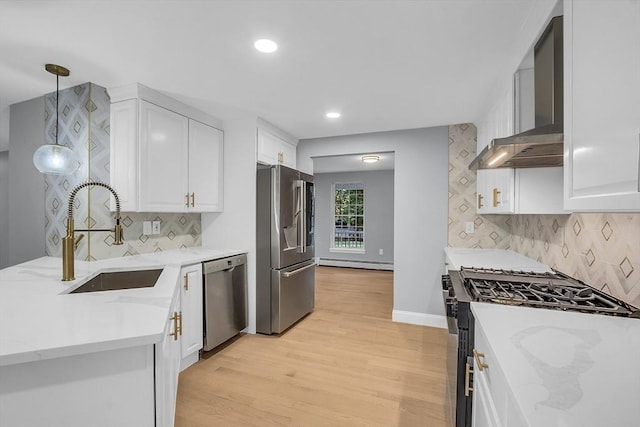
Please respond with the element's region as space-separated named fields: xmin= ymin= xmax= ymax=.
xmin=175 ymin=266 xmax=448 ymax=427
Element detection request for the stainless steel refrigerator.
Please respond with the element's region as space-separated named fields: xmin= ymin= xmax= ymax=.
xmin=256 ymin=164 xmax=315 ymax=334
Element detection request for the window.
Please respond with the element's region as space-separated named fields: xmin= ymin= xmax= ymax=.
xmin=332 ymin=183 xmax=364 ymax=251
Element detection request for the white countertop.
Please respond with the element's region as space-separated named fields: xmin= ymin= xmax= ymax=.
xmin=471 ymin=302 xmax=640 ymax=427
xmin=445 ymin=247 xmax=552 ymax=273
xmin=0 ymin=247 xmax=245 ymax=367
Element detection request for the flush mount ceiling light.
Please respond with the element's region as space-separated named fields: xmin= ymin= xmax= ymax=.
xmin=32 ymin=64 xmax=79 ymax=175
xmin=254 ymin=39 xmax=278 ymax=53
xmin=326 ymin=111 xmax=341 ymax=119
xmin=362 ymin=155 xmax=380 ymax=163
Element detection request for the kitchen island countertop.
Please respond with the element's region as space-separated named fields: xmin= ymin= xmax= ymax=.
xmin=471 ymin=302 xmax=640 ymax=427
xmin=0 ymin=247 xmax=245 ymax=367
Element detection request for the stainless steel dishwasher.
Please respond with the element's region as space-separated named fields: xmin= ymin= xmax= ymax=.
xmin=202 ymin=254 xmax=248 ymax=351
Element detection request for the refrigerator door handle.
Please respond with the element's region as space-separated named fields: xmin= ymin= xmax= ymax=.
xmin=296 ymin=180 xmax=307 ymax=253
xmin=282 ymin=260 xmax=316 ymax=278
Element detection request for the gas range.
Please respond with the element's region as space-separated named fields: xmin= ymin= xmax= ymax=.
xmin=458 ymin=267 xmax=638 ymax=317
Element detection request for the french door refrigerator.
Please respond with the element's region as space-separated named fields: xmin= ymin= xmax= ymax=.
xmin=256 ymin=164 xmax=315 ymax=334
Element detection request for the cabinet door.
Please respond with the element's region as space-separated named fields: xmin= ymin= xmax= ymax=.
xmin=155 ymin=287 xmax=182 ymax=427
xmin=188 ymin=120 xmax=224 ymax=212
xmin=180 ymin=263 xmax=203 ymax=361
xmin=472 ymin=366 xmax=502 ymax=427
xmin=565 ymin=0 xmax=640 ymax=211
xmin=476 ymin=170 xmax=490 ymax=214
xmin=280 ymin=140 xmax=297 ymax=168
xmin=110 ymin=99 xmax=139 ymax=211
xmin=257 ymin=128 xmax=280 ymax=165
xmin=140 ymin=100 xmax=189 ymax=212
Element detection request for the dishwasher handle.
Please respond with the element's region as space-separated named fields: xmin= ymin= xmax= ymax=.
xmin=282 ymin=261 xmax=316 ymax=278
xmin=203 ymin=254 xmax=247 ymax=275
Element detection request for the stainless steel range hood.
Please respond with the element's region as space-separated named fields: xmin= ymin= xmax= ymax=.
xmin=470 ymin=16 xmax=563 ymax=170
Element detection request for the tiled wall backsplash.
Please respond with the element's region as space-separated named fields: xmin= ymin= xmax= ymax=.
xmin=512 ymin=214 xmax=640 ymax=307
xmin=448 ymin=124 xmax=511 ymax=249
xmin=44 ymin=83 xmax=201 ymax=260
xmin=448 ymin=124 xmax=640 ymax=307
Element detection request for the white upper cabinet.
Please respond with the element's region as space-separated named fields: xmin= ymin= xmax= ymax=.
xmin=564 ymin=0 xmax=640 ymax=211
xmin=257 ymin=127 xmax=297 ymax=168
xmin=139 ymin=101 xmax=190 ymax=212
xmin=475 ymin=85 xmax=517 ymax=214
xmin=474 ymin=54 xmax=566 ymax=215
xmin=110 ymin=83 xmax=224 ymax=213
xmin=188 ymin=120 xmax=224 ymax=212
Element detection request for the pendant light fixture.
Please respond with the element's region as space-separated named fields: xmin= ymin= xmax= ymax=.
xmin=33 ymin=64 xmax=79 ymax=175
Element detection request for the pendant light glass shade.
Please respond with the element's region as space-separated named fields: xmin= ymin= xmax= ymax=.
xmin=33 ymin=64 xmax=79 ymax=175
xmin=33 ymin=143 xmax=78 ymax=175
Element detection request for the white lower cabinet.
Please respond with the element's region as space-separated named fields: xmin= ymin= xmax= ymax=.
xmin=155 ymin=282 xmax=182 ymax=427
xmin=0 ymin=346 xmax=156 ymax=427
xmin=472 ymin=363 xmax=501 ymax=427
xmin=179 ymin=262 xmax=203 ymax=371
xmin=472 ymin=317 xmax=527 ymax=427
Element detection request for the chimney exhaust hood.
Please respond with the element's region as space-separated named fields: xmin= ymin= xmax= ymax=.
xmin=469 ymin=16 xmax=563 ymax=171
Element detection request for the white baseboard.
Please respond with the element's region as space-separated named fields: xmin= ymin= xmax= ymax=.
xmin=392 ymin=310 xmax=447 ymax=329
xmin=318 ymin=259 xmax=394 ymax=271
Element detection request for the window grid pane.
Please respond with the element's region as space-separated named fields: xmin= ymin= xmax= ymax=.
xmin=333 ymin=184 xmax=364 ymax=249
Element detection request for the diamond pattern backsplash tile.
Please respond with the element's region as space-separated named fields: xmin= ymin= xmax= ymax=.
xmin=511 ymin=214 xmax=640 ymax=307
xmin=448 ymin=124 xmax=640 ymax=308
xmin=447 ymin=124 xmax=511 ymax=249
xmin=44 ymin=83 xmax=202 ymax=260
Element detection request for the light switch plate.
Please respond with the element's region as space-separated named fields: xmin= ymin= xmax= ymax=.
xmin=152 ymin=221 xmax=161 ymax=235
xmin=465 ymin=222 xmax=475 ymax=234
xmin=142 ymin=221 xmax=152 ymax=235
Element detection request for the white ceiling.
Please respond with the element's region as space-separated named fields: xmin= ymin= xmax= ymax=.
xmin=313 ymin=152 xmax=394 ymax=174
xmin=0 ymin=0 xmax=553 ymax=149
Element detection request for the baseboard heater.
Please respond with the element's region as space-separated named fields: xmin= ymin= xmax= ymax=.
xmin=318 ymin=258 xmax=394 ymax=271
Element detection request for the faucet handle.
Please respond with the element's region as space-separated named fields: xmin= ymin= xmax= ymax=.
xmin=74 ymin=233 xmax=84 ymax=250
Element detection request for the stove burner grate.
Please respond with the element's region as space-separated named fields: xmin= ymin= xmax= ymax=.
xmin=460 ymin=268 xmax=638 ymax=316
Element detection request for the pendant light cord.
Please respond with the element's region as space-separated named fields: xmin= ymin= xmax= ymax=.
xmin=55 ymin=73 xmax=59 ymax=146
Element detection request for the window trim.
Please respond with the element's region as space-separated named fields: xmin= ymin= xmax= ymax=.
xmin=330 ymin=181 xmax=365 ymax=253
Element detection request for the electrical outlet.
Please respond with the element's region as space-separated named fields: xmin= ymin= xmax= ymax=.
xmin=143 ymin=221 xmax=152 ymax=235
xmin=465 ymin=222 xmax=475 ymax=234
xmin=152 ymin=221 xmax=161 ymax=235
xmin=379 ymin=248 xmax=384 ymax=255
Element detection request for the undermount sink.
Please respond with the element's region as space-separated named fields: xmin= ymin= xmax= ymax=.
xmin=69 ymin=269 xmax=163 ymax=294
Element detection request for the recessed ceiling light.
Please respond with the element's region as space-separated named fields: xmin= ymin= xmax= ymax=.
xmin=254 ymin=39 xmax=278 ymax=53
xmin=362 ymin=155 xmax=380 ymax=163
xmin=326 ymin=112 xmax=341 ymax=119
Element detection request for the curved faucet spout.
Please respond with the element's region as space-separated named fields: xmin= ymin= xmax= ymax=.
xmin=62 ymin=180 xmax=124 ymax=281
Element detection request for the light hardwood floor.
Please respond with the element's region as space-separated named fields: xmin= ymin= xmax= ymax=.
xmin=175 ymin=266 xmax=448 ymax=427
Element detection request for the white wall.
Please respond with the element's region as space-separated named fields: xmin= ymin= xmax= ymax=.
xmin=0 ymin=151 xmax=8 ymax=268
xmin=8 ymin=97 xmax=45 ymax=266
xmin=298 ymin=127 xmax=449 ymax=328
xmin=314 ymin=170 xmax=394 ymax=266
xmin=201 ymin=118 xmax=258 ymax=333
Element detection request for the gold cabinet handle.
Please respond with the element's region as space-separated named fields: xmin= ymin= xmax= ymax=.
xmin=184 ymin=274 xmax=189 ymax=291
xmin=492 ymin=188 xmax=501 ymax=207
xmin=178 ymin=311 xmax=183 ymax=336
xmin=170 ymin=311 xmax=179 ymax=341
xmin=185 ymin=194 xmax=190 ymax=207
xmin=474 ymin=349 xmax=489 ymax=371
xmin=465 ymin=361 xmax=474 ymax=397
xmin=190 ymin=192 xmax=195 ymax=207
xmin=478 ymin=194 xmax=484 ymax=209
